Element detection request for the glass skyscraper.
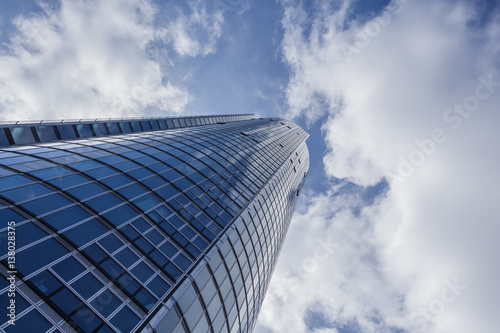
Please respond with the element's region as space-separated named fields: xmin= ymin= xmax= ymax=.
xmin=0 ymin=114 xmax=309 ymax=333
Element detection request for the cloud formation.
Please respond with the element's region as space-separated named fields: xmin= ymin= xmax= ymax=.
xmin=257 ymin=0 xmax=500 ymax=332
xmin=0 ymin=0 xmax=225 ymax=121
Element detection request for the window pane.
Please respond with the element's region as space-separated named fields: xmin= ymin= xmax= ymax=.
xmin=16 ymin=222 xmax=47 ymax=248
xmin=10 ymin=127 xmax=35 ymax=145
xmin=57 ymin=125 xmax=77 ymax=139
xmin=0 ymin=174 xmax=33 ymax=191
xmin=115 ymin=248 xmax=139 ymax=268
xmin=72 ymin=273 xmax=104 ymax=299
xmin=0 ymin=128 xmax=10 ymax=146
xmin=135 ymin=288 xmax=156 ymax=310
xmin=17 ymin=238 xmax=68 ymax=276
xmin=42 ymin=205 xmax=92 ymax=231
xmin=85 ymin=193 xmax=122 ymax=213
xmin=1 ymin=183 xmax=52 ymax=203
xmin=93 ymin=123 xmax=107 ymax=136
xmin=53 ymin=256 xmax=85 ymax=282
xmin=48 ymin=174 xmax=89 ymax=189
xmin=35 ymin=126 xmax=57 ymax=141
xmin=8 ymin=310 xmax=52 ymax=333
xmin=51 ymin=289 xmax=81 ymax=315
xmin=110 ymin=306 xmax=140 ymax=332
xmin=29 ymin=270 xmax=62 ymax=296
xmin=131 ymin=262 xmax=154 ymax=283
xmin=71 ymin=306 xmax=103 ymax=332
xmin=63 ymin=219 xmax=109 ymax=247
xmin=147 ymin=276 xmax=171 ymax=298
xmin=90 ymin=289 xmax=121 ymax=318
xmin=76 ymin=124 xmax=93 ymax=138
xmin=107 ymin=122 xmax=120 ymax=134
xmin=103 ymin=204 xmax=136 ymax=227
xmin=98 ymin=233 xmax=123 ymax=253
xmin=67 ymin=183 xmax=106 ymax=200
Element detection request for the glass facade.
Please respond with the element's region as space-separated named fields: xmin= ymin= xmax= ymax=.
xmin=0 ymin=114 xmax=309 ymax=333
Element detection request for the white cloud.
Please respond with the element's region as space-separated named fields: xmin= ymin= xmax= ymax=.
xmin=258 ymin=0 xmax=500 ymax=332
xmin=162 ymin=0 xmax=223 ymax=57
xmin=0 ymin=0 xmax=225 ymax=121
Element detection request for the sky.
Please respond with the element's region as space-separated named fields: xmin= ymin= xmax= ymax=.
xmin=0 ymin=0 xmax=499 ymax=333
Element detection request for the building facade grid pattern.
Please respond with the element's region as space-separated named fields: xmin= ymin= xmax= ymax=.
xmin=0 ymin=115 xmax=308 ymax=333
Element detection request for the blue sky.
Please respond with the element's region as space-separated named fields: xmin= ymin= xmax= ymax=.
xmin=0 ymin=1 xmax=499 ymax=333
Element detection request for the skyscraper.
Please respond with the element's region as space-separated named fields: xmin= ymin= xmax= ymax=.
xmin=0 ymin=114 xmax=309 ymax=333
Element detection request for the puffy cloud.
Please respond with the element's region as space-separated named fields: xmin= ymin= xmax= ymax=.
xmin=0 ymin=0 xmax=225 ymax=121
xmin=162 ymin=0 xmax=224 ymax=57
xmin=258 ymin=0 xmax=500 ymax=333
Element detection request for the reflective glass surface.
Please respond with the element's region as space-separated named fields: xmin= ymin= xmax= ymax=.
xmin=0 ymin=115 xmax=309 ymax=333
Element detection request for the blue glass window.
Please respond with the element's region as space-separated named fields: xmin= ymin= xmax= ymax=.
xmin=16 ymin=222 xmax=47 ymax=248
xmin=0 ymin=128 xmax=10 ymax=146
xmin=31 ymin=166 xmax=72 ymax=180
xmin=147 ymin=276 xmax=171 ymax=298
xmin=134 ymin=237 xmax=153 ymax=253
xmin=165 ymin=263 xmax=182 ymax=281
xmin=119 ymin=224 xmax=140 ymax=240
xmin=107 ymin=122 xmax=120 ymax=134
xmin=93 ymin=123 xmax=107 ymax=136
xmin=91 ymin=289 xmax=121 ymax=318
xmin=133 ymin=194 xmax=162 ymax=211
xmin=83 ymin=244 xmax=107 ymax=263
xmin=64 ymin=219 xmax=109 ymax=247
xmin=1 ymin=183 xmax=52 ymax=203
xmin=85 ymin=166 xmax=118 ymax=179
xmin=159 ymin=241 xmax=178 ymax=258
xmin=29 ymin=270 xmax=62 ymax=296
xmin=117 ymin=273 xmax=140 ymax=294
xmin=66 ymin=182 xmax=105 ymax=201
xmin=131 ymin=262 xmax=154 ymax=283
xmin=71 ymin=306 xmax=103 ymax=332
xmin=35 ymin=126 xmax=57 ymax=141
xmin=116 ymin=183 xmax=147 ymax=200
xmin=115 ymin=247 xmax=139 ymax=268
xmin=68 ymin=159 xmax=102 ymax=172
xmin=149 ymin=250 xmax=168 ymax=267
xmin=141 ymin=121 xmax=152 ymax=131
xmin=100 ymin=174 xmax=131 ymax=188
xmin=150 ymin=120 xmax=160 ymax=130
xmin=145 ymin=229 xmax=163 ymax=245
xmin=43 ymin=205 xmax=92 ymax=231
xmin=110 ymin=306 xmax=140 ymax=332
xmin=17 ymin=238 xmax=68 ymax=276
xmin=119 ymin=122 xmax=132 ymax=133
xmin=103 ymin=204 xmax=136 ymax=227
xmin=53 ymin=256 xmax=85 ymax=282
xmin=174 ymin=253 xmax=192 ymax=271
xmin=10 ymin=127 xmax=35 ymax=145
xmin=130 ymin=121 xmax=141 ymax=132
xmin=8 ymin=310 xmax=52 ymax=333
xmin=50 ymin=288 xmax=81 ymax=315
xmin=57 ymin=125 xmax=77 ymax=139
xmin=72 ymin=273 xmax=104 ymax=299
xmin=135 ymin=288 xmax=156 ymax=310
xmin=22 ymin=193 xmax=74 ymax=216
xmin=0 ymin=174 xmax=33 ymax=191
xmin=98 ymin=233 xmax=122 ymax=253
xmin=76 ymin=124 xmax=93 ymax=138
xmin=85 ymin=193 xmax=122 ymax=212
xmin=131 ymin=217 xmax=150 ymax=232
xmin=100 ymin=259 xmax=123 ymax=279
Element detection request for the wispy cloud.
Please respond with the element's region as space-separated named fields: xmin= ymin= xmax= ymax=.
xmin=161 ymin=0 xmax=224 ymax=57
xmin=258 ymin=0 xmax=500 ymax=332
xmin=0 ymin=0 xmax=226 ymax=121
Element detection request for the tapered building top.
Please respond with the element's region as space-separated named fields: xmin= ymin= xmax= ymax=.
xmin=0 ymin=114 xmax=309 ymax=333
